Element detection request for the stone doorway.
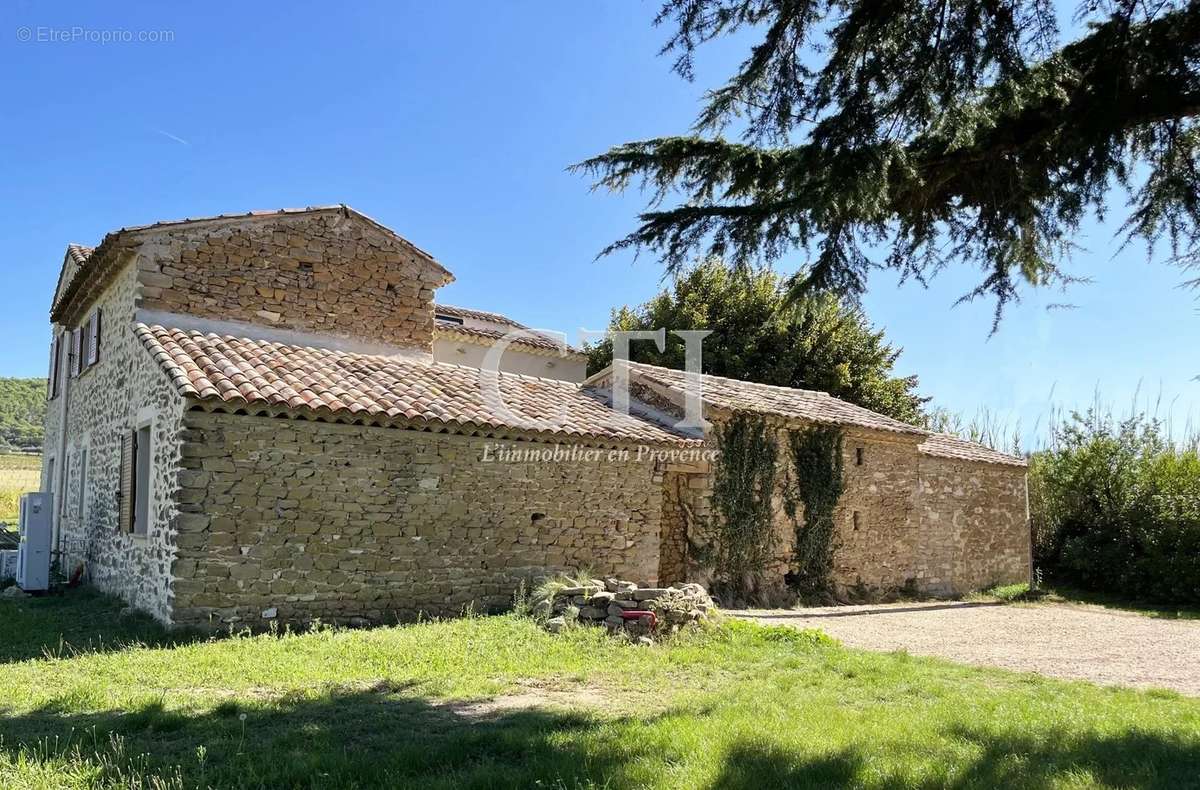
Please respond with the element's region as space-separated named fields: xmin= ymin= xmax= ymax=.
xmin=659 ymin=465 xmax=710 ymax=586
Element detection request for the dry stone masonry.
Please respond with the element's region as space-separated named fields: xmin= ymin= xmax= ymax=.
xmin=39 ymin=205 xmax=1030 ymax=628
xmin=543 ymin=577 xmax=715 ymax=640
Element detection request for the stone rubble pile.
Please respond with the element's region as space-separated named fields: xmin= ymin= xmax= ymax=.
xmin=542 ymin=577 xmax=715 ymax=641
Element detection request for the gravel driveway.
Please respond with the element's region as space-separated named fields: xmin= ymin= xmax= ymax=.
xmin=738 ymin=601 xmax=1200 ymax=695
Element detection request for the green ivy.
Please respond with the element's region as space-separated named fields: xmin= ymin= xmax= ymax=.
xmin=711 ymin=413 xmax=778 ymax=597
xmin=786 ymin=426 xmax=845 ymax=596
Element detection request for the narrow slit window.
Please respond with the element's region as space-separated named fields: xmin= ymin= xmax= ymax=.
xmin=855 ymin=447 xmax=864 ymax=466
xmin=77 ymin=447 xmax=88 ymax=521
xmin=853 ymin=511 xmax=861 ymax=531
xmin=133 ymin=424 xmax=152 ymax=536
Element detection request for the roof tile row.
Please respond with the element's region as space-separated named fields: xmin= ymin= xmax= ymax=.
xmin=136 ymin=324 xmax=691 ymax=446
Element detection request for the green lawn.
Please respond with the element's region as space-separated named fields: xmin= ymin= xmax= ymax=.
xmin=0 ymin=591 xmax=1198 ymax=789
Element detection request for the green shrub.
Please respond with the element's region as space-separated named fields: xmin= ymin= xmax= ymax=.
xmin=1029 ymin=410 xmax=1200 ymax=604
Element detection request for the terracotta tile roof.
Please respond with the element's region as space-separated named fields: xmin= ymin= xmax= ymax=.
xmin=434 ymin=303 xmax=526 ymax=328
xmin=66 ymin=244 xmax=94 ymax=266
xmin=135 ymin=324 xmax=692 ymax=446
xmin=604 ymin=361 xmax=929 ymax=437
xmin=435 ymin=320 xmax=586 ymax=356
xmin=918 ymin=433 xmax=1028 ymax=467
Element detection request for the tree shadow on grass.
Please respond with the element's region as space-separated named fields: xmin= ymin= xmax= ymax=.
xmin=943 ymin=724 xmax=1200 ymax=790
xmin=0 ymin=589 xmax=208 ymax=664
xmin=2 ymin=686 xmax=1199 ymax=790
xmin=0 ymin=685 xmax=669 ymax=788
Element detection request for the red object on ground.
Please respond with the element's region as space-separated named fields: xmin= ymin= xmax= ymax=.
xmin=620 ymin=610 xmax=657 ymax=630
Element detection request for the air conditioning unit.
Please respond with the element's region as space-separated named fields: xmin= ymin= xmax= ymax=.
xmin=17 ymin=492 xmax=52 ymax=592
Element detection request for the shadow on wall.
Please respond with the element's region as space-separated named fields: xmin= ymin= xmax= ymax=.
xmin=1 ymin=685 xmax=1198 ymax=788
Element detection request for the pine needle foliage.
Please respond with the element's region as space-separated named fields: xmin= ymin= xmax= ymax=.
xmin=575 ymin=1 xmax=1200 ymax=324
xmin=711 ymin=413 xmax=779 ymax=598
xmin=785 ymin=426 xmax=845 ymax=596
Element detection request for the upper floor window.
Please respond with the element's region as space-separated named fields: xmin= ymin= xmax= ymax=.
xmin=51 ymin=308 xmax=103 ymax=396
xmin=47 ymin=335 xmax=62 ymax=399
xmin=81 ymin=308 xmax=102 ymax=373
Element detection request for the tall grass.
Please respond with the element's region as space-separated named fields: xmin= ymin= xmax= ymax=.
xmin=0 ymin=453 xmax=40 ymax=524
xmin=929 ymin=390 xmax=1200 ymax=604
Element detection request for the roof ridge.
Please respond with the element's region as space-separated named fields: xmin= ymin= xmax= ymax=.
xmin=624 ymin=360 xmax=830 ymax=398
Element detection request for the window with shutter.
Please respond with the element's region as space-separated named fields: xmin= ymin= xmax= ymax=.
xmin=88 ymin=309 xmax=102 ymax=366
xmin=69 ymin=328 xmax=82 ymax=378
xmin=49 ymin=335 xmax=62 ymax=399
xmin=119 ymin=431 xmax=134 ymax=533
xmin=46 ymin=340 xmax=55 ymax=400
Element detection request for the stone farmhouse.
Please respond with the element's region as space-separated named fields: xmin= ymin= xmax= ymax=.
xmin=40 ymin=205 xmax=1029 ymax=628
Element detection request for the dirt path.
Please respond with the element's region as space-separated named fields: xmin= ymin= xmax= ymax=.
xmin=737 ymin=601 xmax=1200 ymax=696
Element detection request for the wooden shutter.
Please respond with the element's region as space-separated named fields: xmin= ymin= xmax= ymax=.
xmin=119 ymin=431 xmax=135 ymax=533
xmin=47 ymin=340 xmax=56 ymax=399
xmin=49 ymin=335 xmax=62 ymax=398
xmin=69 ymin=328 xmax=82 ymax=377
xmin=87 ymin=309 xmax=102 ymax=367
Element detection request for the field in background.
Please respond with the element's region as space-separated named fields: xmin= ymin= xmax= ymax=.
xmin=0 ymin=453 xmax=40 ymax=525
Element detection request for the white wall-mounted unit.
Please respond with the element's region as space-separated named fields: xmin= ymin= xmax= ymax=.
xmin=17 ymin=492 xmax=52 ymax=591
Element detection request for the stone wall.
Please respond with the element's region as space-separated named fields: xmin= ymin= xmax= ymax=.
xmin=170 ymin=413 xmax=665 ymax=628
xmin=918 ymin=455 xmax=1030 ymax=594
xmin=656 ymin=416 xmax=1026 ymax=600
xmin=133 ymin=211 xmax=449 ymax=350
xmin=43 ymin=257 xmax=187 ymax=622
xmin=831 ymin=430 xmax=924 ymax=594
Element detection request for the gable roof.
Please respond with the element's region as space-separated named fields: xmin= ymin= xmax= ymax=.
xmin=917 ymin=433 xmax=1027 ymax=467
xmin=51 ymin=244 xmax=96 ymax=311
xmin=433 ymin=303 xmax=526 ymax=328
xmin=592 ymin=361 xmax=929 ymax=437
xmin=51 ymin=205 xmax=453 ymax=322
xmin=432 ymin=303 xmax=586 ymax=357
xmin=135 ymin=324 xmax=692 ymax=447
xmin=435 ymin=320 xmax=586 ymax=357
xmin=587 ymin=361 xmax=1026 ymax=466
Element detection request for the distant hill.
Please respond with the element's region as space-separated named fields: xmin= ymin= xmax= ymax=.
xmin=0 ymin=377 xmax=46 ymax=453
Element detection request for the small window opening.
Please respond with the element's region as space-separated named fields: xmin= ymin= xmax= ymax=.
xmin=530 ymin=512 xmax=546 ymax=523
xmin=77 ymin=447 xmax=88 ymax=521
xmin=133 ymin=424 xmax=152 ymax=536
xmin=436 ymin=314 xmax=465 ymax=325
xmin=855 ymin=447 xmax=864 ymax=466
xmin=852 ymin=511 xmax=861 ymax=531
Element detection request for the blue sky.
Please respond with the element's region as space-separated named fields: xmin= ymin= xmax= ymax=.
xmin=2 ymin=1 xmax=1197 ymax=447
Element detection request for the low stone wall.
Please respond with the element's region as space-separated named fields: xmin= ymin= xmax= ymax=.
xmin=544 ymin=577 xmax=715 ymax=640
xmin=169 ymin=412 xmax=665 ymax=629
